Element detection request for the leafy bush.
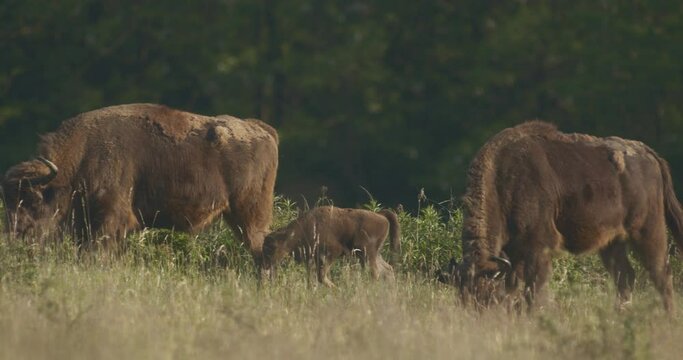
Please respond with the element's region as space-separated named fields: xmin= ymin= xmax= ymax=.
xmin=0 ymin=195 xmax=681 ymax=290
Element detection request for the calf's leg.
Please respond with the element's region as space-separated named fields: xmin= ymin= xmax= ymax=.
xmin=315 ymin=249 xmax=337 ymax=288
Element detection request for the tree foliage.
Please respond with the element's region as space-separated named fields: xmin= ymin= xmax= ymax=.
xmin=2 ymin=0 xmax=682 ymax=207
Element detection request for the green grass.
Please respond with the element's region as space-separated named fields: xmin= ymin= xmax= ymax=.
xmin=0 ymin=197 xmax=682 ymax=359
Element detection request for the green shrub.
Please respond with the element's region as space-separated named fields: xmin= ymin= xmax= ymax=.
xmin=0 ymin=195 xmax=681 ymax=291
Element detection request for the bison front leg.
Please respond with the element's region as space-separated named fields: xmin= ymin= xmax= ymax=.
xmin=315 ymin=248 xmax=337 ymax=288
xmin=354 ymin=249 xmax=367 ymax=270
xmin=503 ymin=261 xmax=525 ymax=313
xmin=298 ymin=246 xmax=317 ymax=289
xmin=522 ymin=252 xmax=552 ymax=312
xmin=224 ymin=214 xmax=268 ymax=276
xmin=599 ymin=240 xmax=635 ymax=310
xmin=223 ymin=193 xmax=272 ymax=268
xmin=81 ymin=191 xmax=139 ymax=253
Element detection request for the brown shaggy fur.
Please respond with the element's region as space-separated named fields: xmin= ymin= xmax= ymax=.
xmin=262 ymin=206 xmax=401 ymax=287
xmin=456 ymin=121 xmax=683 ymax=312
xmin=0 ymin=104 xmax=279 ymax=261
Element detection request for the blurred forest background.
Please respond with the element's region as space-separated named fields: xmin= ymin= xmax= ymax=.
xmin=1 ymin=0 xmax=682 ymax=209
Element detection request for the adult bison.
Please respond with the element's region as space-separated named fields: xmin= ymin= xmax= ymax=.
xmin=0 ymin=103 xmax=278 ymax=262
xmin=449 ymin=121 xmax=683 ymax=312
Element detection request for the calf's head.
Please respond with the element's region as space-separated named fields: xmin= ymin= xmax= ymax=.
xmin=262 ymin=228 xmax=296 ymax=271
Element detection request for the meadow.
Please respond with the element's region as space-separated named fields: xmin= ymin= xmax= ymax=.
xmin=0 ymin=196 xmax=682 ymax=359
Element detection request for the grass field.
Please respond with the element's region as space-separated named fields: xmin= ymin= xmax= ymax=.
xmin=1 ymin=197 xmax=682 ymax=359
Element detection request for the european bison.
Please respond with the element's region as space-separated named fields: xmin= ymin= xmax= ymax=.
xmin=262 ymin=206 xmax=401 ymax=287
xmin=450 ymin=121 xmax=683 ymax=312
xmin=0 ymin=103 xmax=278 ymax=262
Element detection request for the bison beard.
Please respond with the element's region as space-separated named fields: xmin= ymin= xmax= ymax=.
xmin=452 ymin=121 xmax=683 ymax=313
xmin=0 ymin=104 xmax=279 ymax=266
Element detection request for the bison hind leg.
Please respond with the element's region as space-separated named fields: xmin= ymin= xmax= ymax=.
xmin=631 ymin=222 xmax=674 ymax=313
xmin=378 ymin=256 xmax=395 ymax=280
xmin=366 ymin=246 xmax=387 ymax=281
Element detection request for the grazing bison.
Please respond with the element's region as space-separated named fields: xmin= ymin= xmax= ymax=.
xmin=0 ymin=103 xmax=278 ymax=262
xmin=449 ymin=121 xmax=683 ymax=312
xmin=262 ymin=206 xmax=401 ymax=287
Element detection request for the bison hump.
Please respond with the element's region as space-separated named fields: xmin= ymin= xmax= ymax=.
xmin=204 ymin=118 xmax=276 ymax=146
xmin=245 ymin=119 xmax=279 ymax=144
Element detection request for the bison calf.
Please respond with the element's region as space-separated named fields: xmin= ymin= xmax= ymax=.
xmin=262 ymin=206 xmax=401 ymax=287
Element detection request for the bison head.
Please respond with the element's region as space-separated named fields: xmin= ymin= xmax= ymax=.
xmin=435 ymin=257 xmax=460 ymax=285
xmin=437 ymin=254 xmax=513 ymax=308
xmin=1 ymin=157 xmax=59 ymax=238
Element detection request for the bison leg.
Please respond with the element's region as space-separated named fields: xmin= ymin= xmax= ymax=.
xmin=78 ymin=191 xmax=139 ymax=253
xmin=366 ymin=249 xmax=395 ymax=280
xmin=223 ymin=213 xmax=268 ymax=277
xmin=355 ymin=250 xmax=367 ymax=270
xmin=299 ymin=245 xmax=317 ymax=289
xmin=366 ymin=246 xmax=383 ymax=280
xmin=599 ymin=240 xmax=635 ymax=309
xmin=505 ymin=261 xmax=523 ymax=293
xmin=305 ymin=258 xmax=316 ymax=289
xmin=502 ymin=261 xmax=525 ymax=313
xmin=378 ymin=256 xmax=395 ymax=280
xmin=632 ymin=223 xmax=674 ymax=313
xmin=223 ymin=196 xmax=271 ymax=263
xmin=226 ymin=222 xmax=266 ymax=258
xmin=355 ymin=230 xmax=389 ymax=280
xmin=522 ymin=252 xmax=552 ymax=312
xmin=315 ymin=251 xmax=337 ymax=288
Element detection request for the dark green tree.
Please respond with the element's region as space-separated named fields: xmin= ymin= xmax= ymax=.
xmin=2 ymin=0 xmax=682 ymax=209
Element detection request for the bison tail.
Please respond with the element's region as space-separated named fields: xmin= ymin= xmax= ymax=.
xmin=379 ymin=209 xmax=401 ymax=266
xmin=655 ymin=153 xmax=683 ymax=253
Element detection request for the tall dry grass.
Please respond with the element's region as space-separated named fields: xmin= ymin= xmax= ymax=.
xmin=0 ymin=197 xmax=682 ymax=359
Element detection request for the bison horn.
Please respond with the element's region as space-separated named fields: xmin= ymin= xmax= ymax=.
xmin=489 ymin=255 xmax=512 ymax=272
xmin=29 ymin=156 xmax=59 ymax=185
